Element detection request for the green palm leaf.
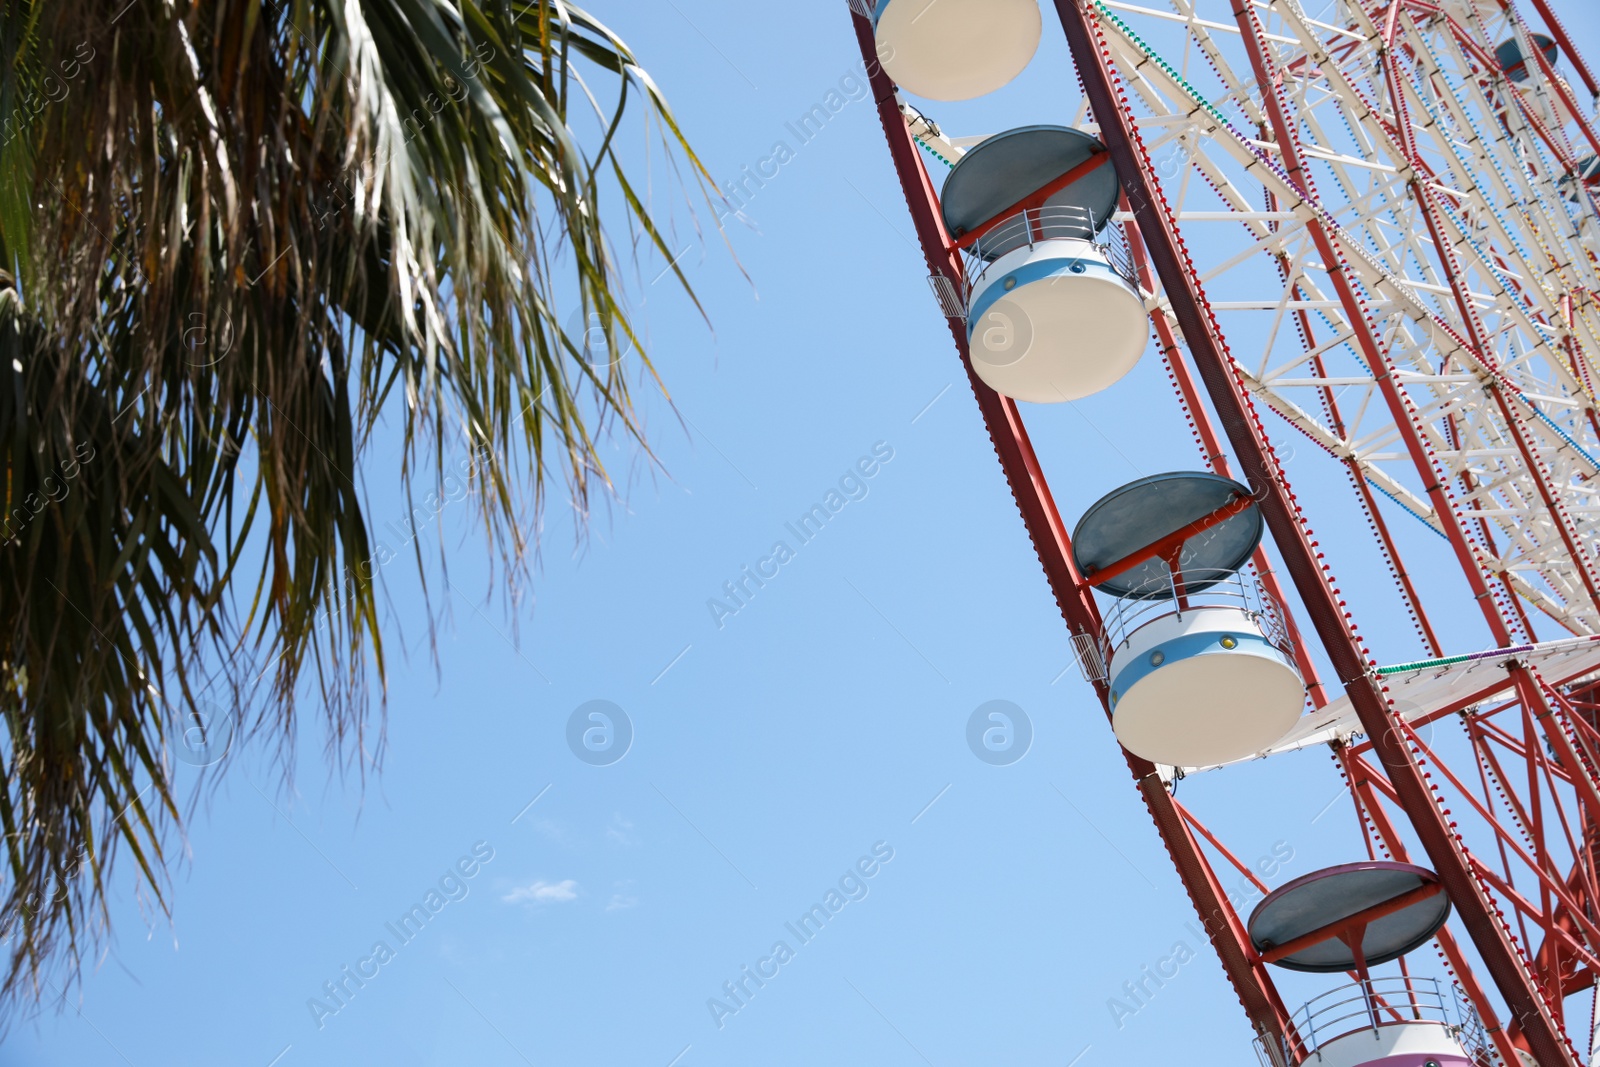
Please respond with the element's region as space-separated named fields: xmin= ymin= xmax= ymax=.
xmin=0 ymin=0 xmax=715 ymax=1009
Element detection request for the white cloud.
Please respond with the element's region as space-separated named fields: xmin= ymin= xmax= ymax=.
xmin=502 ymin=879 xmax=580 ymax=905
xmin=606 ymin=813 xmax=638 ymax=846
xmin=606 ymin=879 xmax=639 ymax=912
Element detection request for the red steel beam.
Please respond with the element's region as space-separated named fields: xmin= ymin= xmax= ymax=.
xmin=1174 ymin=797 xmax=1272 ymax=897
xmin=1466 ymin=857 xmax=1600 ymax=977
xmin=1532 ymin=863 xmax=1598 ymax=1001
xmin=1060 ymin=0 xmax=1578 ymax=1060
xmin=1342 ymin=750 xmax=1525 ymax=1062
xmin=1402 ymin=713 xmax=1600 ymax=945
xmin=1527 ymin=0 xmax=1600 ymax=102
xmin=1516 ymin=666 xmax=1600 ymax=844
xmin=846 ymin=7 xmax=1299 ymax=1060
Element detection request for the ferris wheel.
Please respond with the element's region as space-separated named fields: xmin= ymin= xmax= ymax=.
xmin=848 ymin=0 xmax=1600 ymax=1064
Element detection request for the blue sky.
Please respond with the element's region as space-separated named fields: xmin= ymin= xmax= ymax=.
xmin=13 ymin=2 xmax=1600 ymax=1065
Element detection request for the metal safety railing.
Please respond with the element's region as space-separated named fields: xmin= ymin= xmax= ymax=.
xmin=1251 ymin=977 xmax=1490 ymax=1067
xmin=960 ymin=204 xmax=1141 ymax=301
xmin=1099 ymin=566 xmax=1292 ymax=664
xmin=1102 ymin=214 xmax=1138 ymax=284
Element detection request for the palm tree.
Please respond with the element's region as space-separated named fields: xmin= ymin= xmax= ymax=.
xmin=0 ymin=0 xmax=712 ymax=1008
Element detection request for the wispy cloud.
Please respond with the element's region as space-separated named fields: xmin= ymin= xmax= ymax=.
xmin=607 ymin=880 xmax=639 ymax=912
xmin=502 ymin=879 xmax=579 ymax=905
xmin=607 ymin=813 xmax=638 ymax=846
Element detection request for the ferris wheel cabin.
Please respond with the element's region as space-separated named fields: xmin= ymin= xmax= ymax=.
xmin=1072 ymin=473 xmax=1305 ymax=768
xmin=872 ymin=0 xmax=1042 ymax=101
xmin=1494 ymin=32 xmax=1560 ymax=83
xmin=942 ymin=126 xmax=1149 ymax=404
xmin=1251 ymin=864 xmax=1482 ymax=1067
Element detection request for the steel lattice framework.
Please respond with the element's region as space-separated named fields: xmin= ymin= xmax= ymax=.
xmin=1095 ymin=0 xmax=1600 ymax=641
xmin=850 ymin=0 xmax=1600 ymax=1063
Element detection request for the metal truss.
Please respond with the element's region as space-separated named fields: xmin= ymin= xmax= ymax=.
xmin=1092 ymin=0 xmax=1600 ymax=640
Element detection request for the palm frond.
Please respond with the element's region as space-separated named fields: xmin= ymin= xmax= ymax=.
xmin=0 ymin=0 xmax=713 ymax=1010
